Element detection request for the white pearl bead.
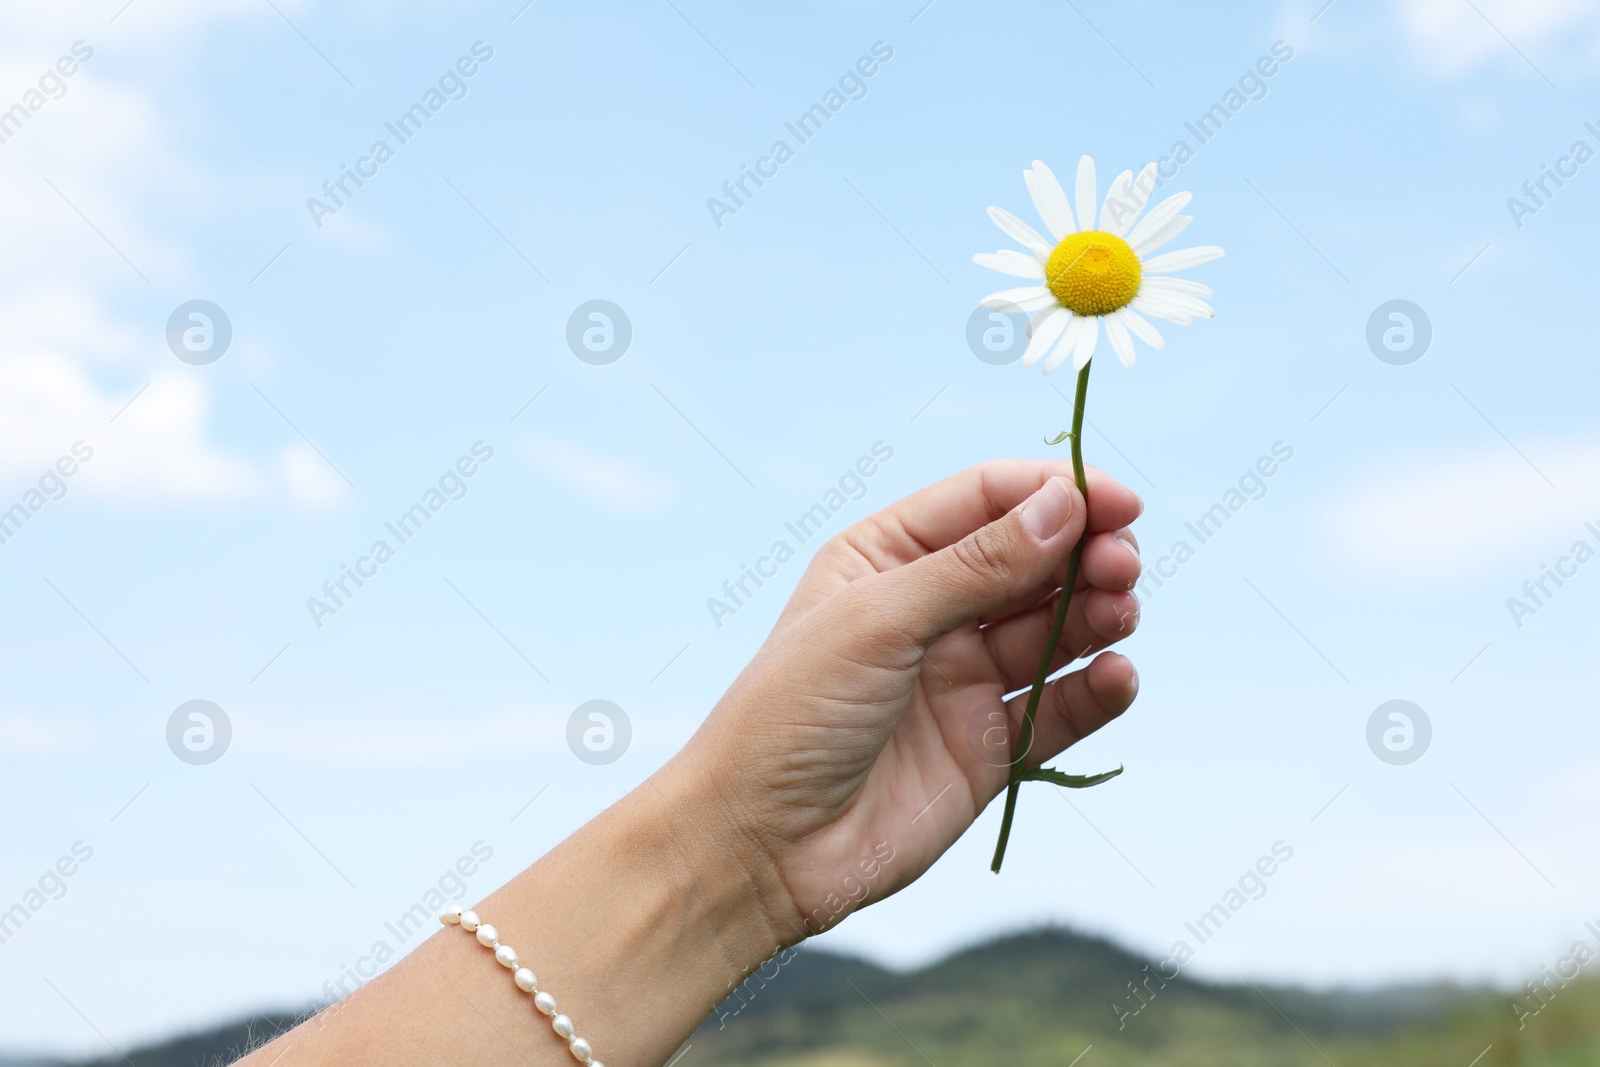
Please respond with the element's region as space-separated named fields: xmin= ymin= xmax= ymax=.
xmin=459 ymin=910 xmax=480 ymax=932
xmin=569 ymin=1037 xmax=592 ymax=1063
xmin=534 ymin=991 xmax=557 ymax=1016
xmin=514 ymin=967 xmax=537 ymax=992
xmin=552 ymin=1014 xmax=574 ymax=1039
xmin=494 ymin=944 xmax=518 ymax=968
xmin=476 ymin=924 xmax=498 ymax=948
xmin=438 ymin=904 xmax=463 ymax=925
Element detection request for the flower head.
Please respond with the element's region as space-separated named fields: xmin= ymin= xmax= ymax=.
xmin=974 ymin=156 xmax=1224 ymax=373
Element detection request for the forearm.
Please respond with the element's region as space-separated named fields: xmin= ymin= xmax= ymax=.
xmin=241 ymin=756 xmax=794 ymax=1067
xmin=233 ymin=461 xmax=1142 ymax=1067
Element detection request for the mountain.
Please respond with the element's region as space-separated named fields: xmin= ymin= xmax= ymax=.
xmin=36 ymin=926 xmax=1600 ymax=1067
xmin=43 ymin=1016 xmax=301 ymax=1067
xmin=689 ymin=926 xmax=1488 ymax=1067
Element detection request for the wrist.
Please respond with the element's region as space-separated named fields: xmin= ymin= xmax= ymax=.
xmin=641 ymin=747 xmax=809 ymax=952
xmin=419 ymin=760 xmax=804 ymax=1067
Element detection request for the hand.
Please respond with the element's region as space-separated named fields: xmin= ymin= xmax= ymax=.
xmin=679 ymin=460 xmax=1144 ymax=938
xmin=234 ymin=460 xmax=1146 ymax=1067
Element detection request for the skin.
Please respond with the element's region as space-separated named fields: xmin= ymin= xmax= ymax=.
xmin=238 ymin=459 xmax=1142 ymax=1067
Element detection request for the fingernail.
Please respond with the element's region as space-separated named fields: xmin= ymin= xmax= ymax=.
xmin=1116 ymin=532 xmax=1140 ymax=561
xmin=1017 ymin=477 xmax=1075 ymax=540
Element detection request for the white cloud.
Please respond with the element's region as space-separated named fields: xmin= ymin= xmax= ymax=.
xmin=0 ymin=0 xmax=296 ymax=60
xmin=1275 ymin=0 xmax=1600 ymax=79
xmin=1316 ymin=438 xmax=1600 ymax=581
xmin=246 ymin=700 xmax=704 ymax=764
xmin=248 ymin=708 xmax=574 ymax=764
xmin=0 ymin=353 xmax=261 ymax=503
xmin=314 ymin=205 xmax=400 ymax=251
xmin=0 ymin=702 xmax=695 ymax=764
xmin=99 ymin=374 xmax=266 ymax=501
xmin=0 ymin=16 xmax=263 ymax=510
xmin=0 ymin=349 xmax=346 ymax=510
xmin=0 ymin=288 xmax=140 ymax=363
xmin=526 ymin=437 xmax=672 ymax=512
xmin=0 ymin=68 xmax=197 ymax=291
xmin=0 ymin=711 xmax=88 ymax=753
xmin=0 ymin=16 xmax=348 ymax=514
xmin=1272 ymin=0 xmax=1362 ymax=59
xmin=1399 ymin=0 xmax=1598 ymax=78
xmin=278 ymin=440 xmax=352 ymax=511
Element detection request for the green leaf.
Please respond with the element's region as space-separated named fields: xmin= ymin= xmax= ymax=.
xmin=1044 ymin=431 xmax=1074 ymax=446
xmin=1019 ymin=764 xmax=1123 ymax=788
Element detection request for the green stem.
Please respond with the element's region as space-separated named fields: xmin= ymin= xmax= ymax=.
xmin=991 ymin=359 xmax=1092 ymax=873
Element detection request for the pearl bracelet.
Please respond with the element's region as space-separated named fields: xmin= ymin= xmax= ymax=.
xmin=440 ymin=904 xmax=601 ymax=1067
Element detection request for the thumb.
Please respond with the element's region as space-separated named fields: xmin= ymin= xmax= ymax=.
xmin=851 ymin=475 xmax=1085 ymax=649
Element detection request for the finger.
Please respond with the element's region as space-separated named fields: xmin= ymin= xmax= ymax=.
xmin=1006 ymin=651 xmax=1138 ymax=768
xmin=983 ymin=587 xmax=1140 ymax=691
xmin=784 ymin=462 xmax=1141 ymax=627
xmin=972 ymin=527 xmax=1141 ymax=627
xmin=843 ymin=475 xmax=1086 ymax=651
xmin=837 ymin=460 xmax=1142 ymax=574
xmin=1080 ymin=528 xmax=1140 ymax=592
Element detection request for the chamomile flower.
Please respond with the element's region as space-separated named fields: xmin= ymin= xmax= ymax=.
xmin=974 ymin=156 xmax=1224 ymax=373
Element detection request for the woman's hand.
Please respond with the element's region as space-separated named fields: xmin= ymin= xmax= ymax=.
xmin=237 ymin=460 xmax=1144 ymax=1067
xmin=680 ymin=460 xmax=1144 ymax=938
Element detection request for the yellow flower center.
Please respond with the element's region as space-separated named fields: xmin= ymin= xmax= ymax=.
xmin=1045 ymin=231 xmax=1142 ymax=316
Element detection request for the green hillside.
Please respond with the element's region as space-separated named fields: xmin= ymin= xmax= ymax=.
xmin=689 ymin=927 xmax=1595 ymax=1067
xmin=33 ymin=926 xmax=1600 ymax=1067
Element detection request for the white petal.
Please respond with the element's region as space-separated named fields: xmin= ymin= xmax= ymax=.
xmin=973 ymin=250 xmax=1045 ymax=279
xmin=1021 ymin=307 xmax=1070 ymax=368
xmin=1043 ymin=316 xmax=1084 ymax=374
xmin=1110 ymin=163 xmax=1160 ymax=236
xmin=1126 ymin=192 xmax=1192 ymax=249
xmin=1028 ymin=307 xmax=1059 ymax=335
xmin=1104 ymin=314 xmax=1136 ymax=369
xmin=1113 ymin=307 xmax=1165 ymax=350
xmin=986 ymin=207 xmax=1051 ymax=258
xmin=1099 ymin=169 xmax=1132 ymax=231
xmin=1141 ymin=276 xmax=1213 ymax=298
xmin=1130 ymin=215 xmax=1192 ymax=257
xmin=1024 ymin=161 xmax=1074 ymax=240
xmin=1144 ymin=246 xmax=1225 ymax=274
xmin=980 ymin=286 xmax=1057 ymax=312
xmin=1137 ymin=288 xmax=1214 ymax=319
xmin=1132 ymin=293 xmax=1195 ymax=325
xmin=1131 ymin=291 xmax=1191 ymax=318
xmin=1074 ymin=156 xmax=1096 ymax=237
xmin=1072 ymin=315 xmax=1100 ymax=370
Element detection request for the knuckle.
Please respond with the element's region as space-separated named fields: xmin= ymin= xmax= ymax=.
xmin=1115 ymin=596 xmax=1141 ymax=634
xmin=951 ymin=525 xmax=1016 ymax=588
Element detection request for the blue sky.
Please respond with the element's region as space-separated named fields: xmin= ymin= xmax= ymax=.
xmin=4 ymin=0 xmax=1600 ymax=1054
